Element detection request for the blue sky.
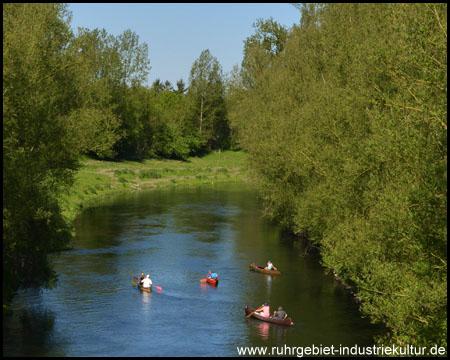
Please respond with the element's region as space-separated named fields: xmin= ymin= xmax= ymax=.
xmin=68 ymin=3 xmax=301 ymax=87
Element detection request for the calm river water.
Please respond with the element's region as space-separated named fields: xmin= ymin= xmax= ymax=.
xmin=3 ymin=183 xmax=382 ymax=356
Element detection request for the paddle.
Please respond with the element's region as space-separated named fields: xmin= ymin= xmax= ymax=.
xmin=133 ymin=276 xmax=162 ymax=292
xmin=246 ymin=304 xmax=264 ymax=318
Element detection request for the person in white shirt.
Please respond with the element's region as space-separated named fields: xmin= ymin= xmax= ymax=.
xmin=141 ymin=274 xmax=152 ymax=289
xmin=265 ymin=260 xmax=277 ymax=271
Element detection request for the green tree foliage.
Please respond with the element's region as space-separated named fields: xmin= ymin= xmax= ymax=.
xmin=116 ymin=29 xmax=151 ymax=88
xmin=150 ymin=88 xmax=189 ymax=159
xmin=3 ymin=3 xmax=79 ymax=302
xmin=151 ymin=78 xmax=173 ymax=94
xmin=176 ymin=78 xmax=187 ymax=94
xmin=151 ymin=78 xmax=164 ymax=94
xmin=228 ymin=3 xmax=446 ymax=347
xmin=187 ymin=49 xmax=230 ymax=151
xmin=114 ymin=84 xmax=153 ymax=159
xmin=224 ymin=65 xmax=244 ymax=150
xmin=241 ymin=17 xmax=289 ymax=88
xmin=148 ymin=81 xmax=204 ymax=160
xmin=64 ymin=27 xmax=125 ymax=159
xmin=110 ymin=30 xmax=151 ymax=159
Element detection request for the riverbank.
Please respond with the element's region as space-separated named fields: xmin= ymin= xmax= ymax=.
xmin=59 ymin=150 xmax=250 ymax=224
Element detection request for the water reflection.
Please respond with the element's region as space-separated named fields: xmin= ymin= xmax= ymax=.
xmin=3 ymin=307 xmax=66 ymax=357
xmin=140 ymin=291 xmax=152 ymax=312
xmin=250 ymin=317 xmax=292 ymax=343
xmin=255 ymin=320 xmax=270 ymax=340
xmin=273 ymin=323 xmax=290 ymax=340
xmin=265 ymin=275 xmax=272 ymax=296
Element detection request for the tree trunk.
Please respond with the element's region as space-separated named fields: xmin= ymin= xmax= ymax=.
xmin=199 ymin=95 xmax=204 ymax=133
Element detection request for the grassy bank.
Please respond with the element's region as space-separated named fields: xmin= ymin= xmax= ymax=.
xmin=59 ymin=150 xmax=249 ymax=223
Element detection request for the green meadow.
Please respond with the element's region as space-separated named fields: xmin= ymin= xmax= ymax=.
xmin=59 ymin=151 xmax=249 ymax=222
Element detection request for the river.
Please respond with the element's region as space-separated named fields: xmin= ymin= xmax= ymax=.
xmin=3 ymin=183 xmax=382 ymax=356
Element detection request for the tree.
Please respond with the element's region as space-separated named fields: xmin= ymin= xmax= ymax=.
xmin=64 ymin=27 xmax=125 ymax=159
xmin=151 ymin=78 xmax=163 ymax=93
xmin=110 ymin=29 xmax=151 ymax=159
xmin=225 ymin=65 xmax=247 ymax=150
xmin=187 ymin=49 xmax=230 ymax=151
xmin=176 ymin=78 xmax=187 ymax=94
xmin=241 ymin=17 xmax=289 ymax=88
xmin=115 ymin=29 xmax=150 ymax=88
xmin=163 ymin=80 xmax=173 ymax=92
xmin=3 ymin=3 xmax=80 ymax=303
xmin=228 ymin=3 xmax=447 ymax=347
xmin=149 ymin=82 xmax=203 ymax=160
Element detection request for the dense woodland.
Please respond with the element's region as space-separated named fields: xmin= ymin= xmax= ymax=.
xmin=3 ymin=3 xmax=447 ymax=349
xmin=228 ymin=3 xmax=447 ymax=348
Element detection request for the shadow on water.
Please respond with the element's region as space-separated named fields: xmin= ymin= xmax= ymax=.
xmin=3 ymin=305 xmax=65 ymax=357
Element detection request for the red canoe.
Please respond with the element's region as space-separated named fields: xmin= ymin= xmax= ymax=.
xmin=206 ymin=277 xmax=218 ymax=286
xmin=245 ymin=305 xmax=293 ymax=326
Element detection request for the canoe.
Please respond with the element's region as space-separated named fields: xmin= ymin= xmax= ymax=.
xmin=206 ymin=277 xmax=218 ymax=286
xmin=137 ymin=284 xmax=152 ymax=293
xmin=249 ymin=263 xmax=280 ymax=275
xmin=245 ymin=305 xmax=293 ymax=326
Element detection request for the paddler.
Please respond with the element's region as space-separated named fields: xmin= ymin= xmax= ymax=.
xmin=273 ymin=306 xmax=287 ymax=320
xmin=207 ymin=270 xmax=218 ymax=280
xmin=264 ymin=260 xmax=277 ymax=271
xmin=255 ymin=302 xmax=270 ymax=318
xmin=139 ymin=272 xmax=145 ymax=285
xmin=141 ymin=274 xmax=152 ymax=289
